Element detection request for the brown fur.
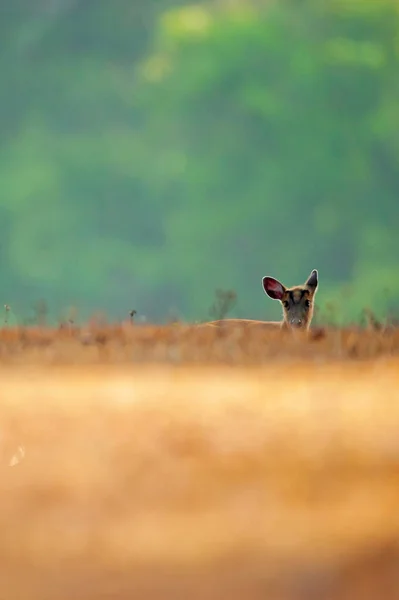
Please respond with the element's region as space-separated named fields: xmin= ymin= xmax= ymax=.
xmin=204 ymin=319 xmax=281 ymax=330
xmin=202 ymin=269 xmax=318 ymax=331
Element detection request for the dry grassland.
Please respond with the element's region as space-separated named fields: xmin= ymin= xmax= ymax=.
xmin=0 ymin=324 xmax=399 ymax=599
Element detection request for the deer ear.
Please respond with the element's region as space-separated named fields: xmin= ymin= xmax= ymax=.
xmin=306 ymin=269 xmax=318 ymax=290
xmin=262 ymin=277 xmax=285 ymax=300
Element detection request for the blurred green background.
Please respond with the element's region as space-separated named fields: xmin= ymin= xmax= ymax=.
xmin=1 ymin=0 xmax=398 ymax=324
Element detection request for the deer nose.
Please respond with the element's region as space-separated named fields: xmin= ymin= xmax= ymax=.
xmin=290 ymin=318 xmax=303 ymax=327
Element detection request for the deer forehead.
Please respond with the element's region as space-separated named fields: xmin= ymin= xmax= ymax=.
xmin=283 ymin=288 xmax=311 ymax=304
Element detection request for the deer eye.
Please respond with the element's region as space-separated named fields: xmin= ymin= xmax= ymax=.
xmin=283 ymin=301 xmax=290 ymax=309
xmin=305 ymin=299 xmax=311 ymax=308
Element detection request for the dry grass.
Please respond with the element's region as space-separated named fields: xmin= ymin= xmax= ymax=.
xmin=0 ymin=325 xmax=399 ymax=599
xmin=0 ymin=322 xmax=398 ymax=364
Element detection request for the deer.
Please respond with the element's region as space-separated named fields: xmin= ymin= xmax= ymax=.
xmin=204 ymin=269 xmax=318 ymax=331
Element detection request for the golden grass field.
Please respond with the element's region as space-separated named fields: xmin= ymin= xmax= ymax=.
xmin=1 ymin=323 xmax=399 ymax=599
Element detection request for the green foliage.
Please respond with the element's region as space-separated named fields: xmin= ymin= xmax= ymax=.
xmin=135 ymin=0 xmax=399 ymax=321
xmin=0 ymin=0 xmax=398 ymax=323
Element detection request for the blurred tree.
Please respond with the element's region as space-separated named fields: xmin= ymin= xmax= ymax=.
xmin=134 ymin=0 xmax=399 ymax=321
xmin=0 ymin=0 xmax=190 ymax=319
xmin=0 ymin=0 xmax=398 ymax=322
